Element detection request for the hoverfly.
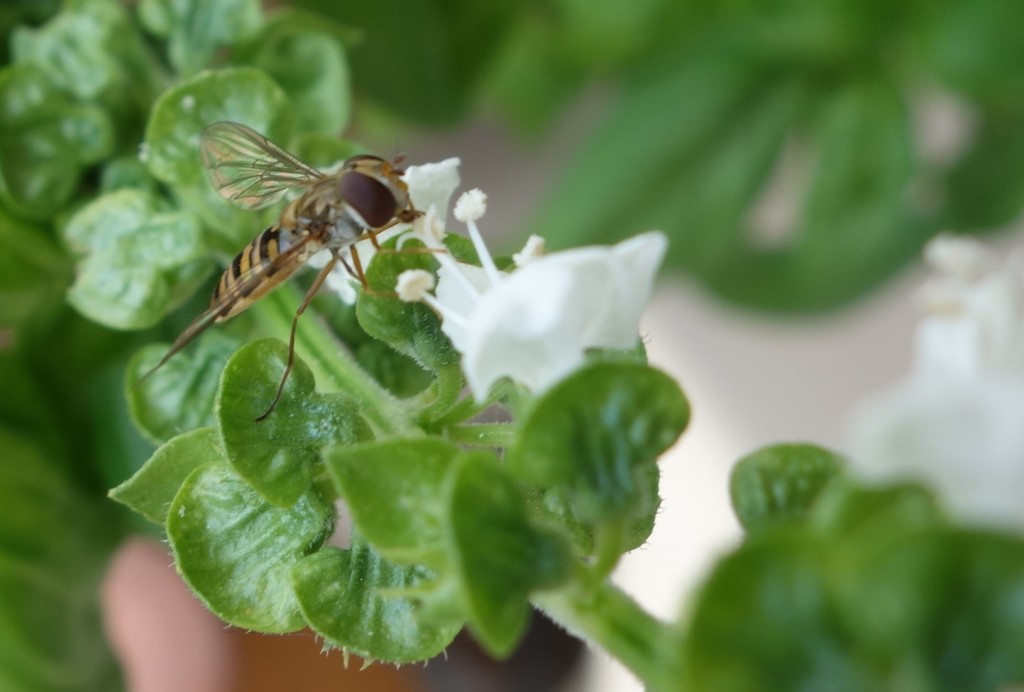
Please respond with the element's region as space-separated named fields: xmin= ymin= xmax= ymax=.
xmin=142 ymin=122 xmax=419 ymax=420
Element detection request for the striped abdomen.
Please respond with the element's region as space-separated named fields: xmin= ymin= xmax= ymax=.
xmin=212 ymin=226 xmax=312 ymax=322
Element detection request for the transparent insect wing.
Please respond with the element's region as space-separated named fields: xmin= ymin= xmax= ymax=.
xmin=201 ymin=122 xmax=324 ymax=210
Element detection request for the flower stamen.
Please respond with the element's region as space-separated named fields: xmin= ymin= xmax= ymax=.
xmin=513 ymin=235 xmax=546 ymax=268
xmin=396 ymin=269 xmax=468 ymax=328
xmin=454 ymin=189 xmax=502 ymax=287
xmin=395 ymin=269 xmax=435 ymax=302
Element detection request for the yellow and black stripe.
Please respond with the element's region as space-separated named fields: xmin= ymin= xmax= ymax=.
xmin=216 ymin=226 xmax=283 ymax=300
xmin=207 ymin=226 xmax=313 ymax=323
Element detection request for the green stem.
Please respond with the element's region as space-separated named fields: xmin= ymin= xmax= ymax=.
xmin=534 ymin=577 xmax=683 ymax=691
xmin=253 ymin=288 xmax=418 ymax=437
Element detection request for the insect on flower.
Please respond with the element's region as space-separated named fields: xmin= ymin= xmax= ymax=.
xmin=140 ymin=122 xmax=419 ymax=420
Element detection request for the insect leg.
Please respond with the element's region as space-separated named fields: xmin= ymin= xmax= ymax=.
xmin=348 ymin=243 xmax=369 ymax=287
xmin=255 ymin=254 xmax=338 ymax=422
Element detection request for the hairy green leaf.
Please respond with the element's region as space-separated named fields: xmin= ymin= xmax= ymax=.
xmin=127 ymin=331 xmax=239 ymax=445
xmin=326 ymin=438 xmax=459 ymax=568
xmin=446 ymin=452 xmax=572 ymax=657
xmin=167 ymin=459 xmax=334 ymax=632
xmin=109 ymin=426 xmax=222 ymax=525
xmin=729 ymin=443 xmax=845 ymax=533
xmin=357 ymin=238 xmax=459 ymax=371
xmin=293 ymin=540 xmax=462 ymax=663
xmin=328 ymin=440 xmax=571 ymax=657
xmin=217 ymin=339 xmax=371 ymax=507
xmin=508 ymin=362 xmax=688 ymax=523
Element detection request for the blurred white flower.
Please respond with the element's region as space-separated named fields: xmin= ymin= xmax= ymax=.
xmin=848 ymin=234 xmax=1024 ymax=531
xmin=398 ymin=189 xmax=667 ymax=400
xmin=311 ymin=157 xmax=462 ymax=303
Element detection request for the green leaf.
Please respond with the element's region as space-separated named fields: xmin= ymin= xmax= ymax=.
xmin=508 ymin=362 xmax=689 ymax=523
xmin=552 ymin=0 xmax=666 ymax=70
xmin=941 ymin=104 xmax=1024 ymax=230
xmin=127 ymin=331 xmax=240 ymax=445
xmin=313 ymin=294 xmax=433 ymax=399
xmin=63 ymin=188 xmax=210 ymax=330
xmin=529 ymin=40 xmax=782 ymax=255
xmin=99 ymin=156 xmax=160 ymax=196
xmin=144 ymin=67 xmax=289 ymax=188
xmin=681 ymin=533 xmax=867 ymax=692
xmin=327 ymin=440 xmax=572 ymax=657
xmin=680 ymin=481 xmax=1024 ymax=691
xmin=920 ymin=0 xmax=1024 ymax=100
xmin=729 ymin=443 xmax=845 ymax=533
xmin=167 ymin=459 xmax=334 ymax=632
xmin=484 ymin=14 xmax=584 ymax=137
xmin=237 ymin=11 xmax=351 ymax=135
xmin=356 ymin=238 xmax=460 ymax=371
xmin=528 ymin=37 xmax=934 ymax=312
xmin=0 ymin=426 xmax=121 ymax=691
xmin=294 ymin=0 xmax=518 ymax=125
xmin=0 ymin=64 xmax=114 ymax=220
xmin=138 ymin=0 xmax=262 ymax=76
xmin=704 ymin=78 xmax=925 ymax=311
xmin=293 ymin=540 xmax=462 ymax=663
xmin=446 ymin=452 xmax=572 ymax=657
xmin=11 ymin=0 xmax=162 ymax=118
xmin=0 ymin=1 xmax=59 ymax=62
xmin=109 ymin=426 xmax=222 ymax=525
xmin=217 ymin=339 xmax=371 ymax=507
xmin=533 ymin=461 xmax=660 ymax=558
xmin=326 ymin=438 xmax=460 ymax=567
xmin=0 ymin=205 xmax=69 ymax=327
xmin=810 ymin=481 xmax=944 ymax=540
xmin=871 ymin=531 xmax=1024 ymax=689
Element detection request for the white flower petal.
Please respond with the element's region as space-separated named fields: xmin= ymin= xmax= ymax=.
xmin=849 ymin=375 xmax=1024 ymax=530
xmin=435 ymin=263 xmax=496 ymax=353
xmin=848 ymin=236 xmax=1024 ymax=532
xmin=923 ymin=233 xmax=994 ymax=279
xmin=403 ymin=157 xmax=461 ymax=227
xmin=435 ymin=232 xmax=667 ymax=400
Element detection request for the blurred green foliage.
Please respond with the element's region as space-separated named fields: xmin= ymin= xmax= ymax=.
xmin=687 ymin=463 xmax=1024 ymax=691
xmin=300 ymin=0 xmax=1024 ymax=311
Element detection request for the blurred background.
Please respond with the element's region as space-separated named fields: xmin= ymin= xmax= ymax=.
xmin=3 ymin=0 xmax=1024 ymax=689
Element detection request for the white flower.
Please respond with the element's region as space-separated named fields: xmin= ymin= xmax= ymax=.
xmin=311 ymin=157 xmax=462 ymax=303
xmin=848 ymin=234 xmax=1024 ymax=531
xmin=398 ymin=189 xmax=668 ymax=400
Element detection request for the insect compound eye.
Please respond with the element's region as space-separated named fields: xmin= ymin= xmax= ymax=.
xmin=338 ymin=171 xmax=398 ymax=228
